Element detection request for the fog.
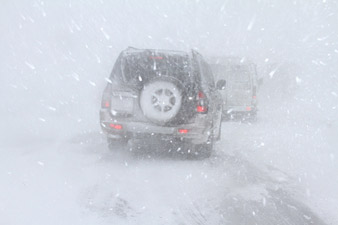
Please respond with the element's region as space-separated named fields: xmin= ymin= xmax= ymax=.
xmin=1 ymin=0 xmax=337 ymax=224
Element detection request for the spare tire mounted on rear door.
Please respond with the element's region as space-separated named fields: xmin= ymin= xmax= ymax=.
xmin=140 ymin=78 xmax=182 ymax=125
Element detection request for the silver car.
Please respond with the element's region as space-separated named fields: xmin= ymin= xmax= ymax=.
xmin=100 ymin=47 xmax=224 ymax=158
xmin=211 ymin=57 xmax=258 ymax=119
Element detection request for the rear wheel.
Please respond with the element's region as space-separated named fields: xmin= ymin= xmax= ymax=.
xmin=246 ymin=110 xmax=257 ymax=122
xmin=107 ymin=137 xmax=128 ymax=150
xmin=184 ymin=135 xmax=214 ymax=159
xmin=216 ymin=124 xmax=221 ymax=141
xmin=193 ymin=142 xmax=213 ymax=159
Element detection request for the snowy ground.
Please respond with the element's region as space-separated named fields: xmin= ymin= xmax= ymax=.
xmin=1 ymin=90 xmax=337 ymax=225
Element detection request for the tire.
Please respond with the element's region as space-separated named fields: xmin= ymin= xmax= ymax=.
xmin=216 ymin=124 xmax=221 ymax=141
xmin=193 ymin=142 xmax=213 ymax=159
xmin=222 ymin=113 xmax=231 ymax=121
xmin=107 ymin=137 xmax=128 ymax=150
xmin=139 ymin=79 xmax=182 ymax=125
xmin=185 ymin=136 xmax=214 ymax=159
xmin=246 ymin=110 xmax=257 ymax=122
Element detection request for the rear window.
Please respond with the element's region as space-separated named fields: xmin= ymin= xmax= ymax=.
xmin=211 ymin=64 xmax=251 ymax=82
xmin=122 ymin=51 xmax=193 ymax=85
xmin=229 ymin=65 xmax=251 ymax=82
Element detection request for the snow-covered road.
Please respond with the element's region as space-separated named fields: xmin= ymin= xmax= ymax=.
xmin=1 ymin=102 xmax=336 ymax=225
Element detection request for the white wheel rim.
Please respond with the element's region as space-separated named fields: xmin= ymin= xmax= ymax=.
xmin=140 ymin=81 xmax=182 ymax=123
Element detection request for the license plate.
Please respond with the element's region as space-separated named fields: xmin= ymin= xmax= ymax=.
xmin=110 ymin=95 xmax=134 ymax=113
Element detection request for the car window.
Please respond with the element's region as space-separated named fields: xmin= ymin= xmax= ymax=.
xmin=109 ymin=55 xmax=123 ymax=83
xmin=198 ymin=58 xmax=215 ymax=88
xmin=211 ymin=64 xmax=251 ymax=83
xmin=121 ymin=52 xmax=193 ymax=85
xmin=228 ymin=66 xmax=251 ymax=82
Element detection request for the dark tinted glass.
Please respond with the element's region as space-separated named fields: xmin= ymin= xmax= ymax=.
xmin=229 ymin=65 xmax=251 ymax=82
xmin=122 ymin=51 xmax=193 ymax=85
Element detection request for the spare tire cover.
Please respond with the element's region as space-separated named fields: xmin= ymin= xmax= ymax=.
xmin=140 ymin=80 xmax=182 ymax=124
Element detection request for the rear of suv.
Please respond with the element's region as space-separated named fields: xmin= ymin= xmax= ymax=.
xmin=100 ymin=47 xmax=223 ymax=158
xmin=211 ymin=57 xmax=258 ymax=120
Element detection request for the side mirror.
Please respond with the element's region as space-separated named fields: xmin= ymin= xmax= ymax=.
xmin=216 ymin=79 xmax=226 ymax=90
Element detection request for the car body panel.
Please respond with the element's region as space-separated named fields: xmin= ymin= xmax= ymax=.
xmin=210 ymin=57 xmax=258 ymax=115
xmin=100 ymin=47 xmax=223 ymax=150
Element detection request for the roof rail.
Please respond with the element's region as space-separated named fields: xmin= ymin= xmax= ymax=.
xmin=126 ymin=46 xmax=138 ymax=50
xmin=191 ymin=49 xmax=202 ymax=57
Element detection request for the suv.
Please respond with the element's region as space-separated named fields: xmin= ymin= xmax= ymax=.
xmin=100 ymin=47 xmax=223 ymax=158
xmin=211 ymin=57 xmax=258 ymax=119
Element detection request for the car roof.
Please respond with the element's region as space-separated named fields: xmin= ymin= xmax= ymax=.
xmin=207 ymin=56 xmax=255 ymax=66
xmin=122 ymin=47 xmax=190 ymax=58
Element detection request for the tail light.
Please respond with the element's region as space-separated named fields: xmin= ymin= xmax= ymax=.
xmin=109 ymin=123 xmax=123 ymax=130
xmin=252 ymin=87 xmax=257 ymax=100
xmin=196 ymin=91 xmax=208 ymax=113
xmin=101 ymin=84 xmax=111 ymax=108
xmin=178 ymin=129 xmax=189 ymax=134
xmin=102 ymin=99 xmax=110 ymax=108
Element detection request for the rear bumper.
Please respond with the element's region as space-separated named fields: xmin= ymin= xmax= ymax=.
xmin=223 ymin=105 xmax=257 ymax=114
xmin=100 ymin=110 xmax=212 ymax=144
